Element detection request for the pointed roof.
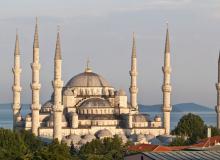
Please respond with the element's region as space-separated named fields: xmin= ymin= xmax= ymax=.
xmin=132 ymin=32 xmax=136 ymax=58
xmin=218 ymin=50 xmax=220 ymax=63
xmin=165 ymin=23 xmax=170 ymax=54
xmin=14 ymin=30 xmax=20 ymax=55
xmin=55 ymin=27 xmax=62 ymax=60
xmin=33 ymin=17 xmax=39 ymax=48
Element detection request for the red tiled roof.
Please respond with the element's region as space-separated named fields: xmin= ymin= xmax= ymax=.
xmin=128 ymin=144 xmax=158 ymax=152
xmin=128 ymin=136 xmax=220 ymax=152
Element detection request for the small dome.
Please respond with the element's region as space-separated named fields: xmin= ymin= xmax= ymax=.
xmin=145 ymin=134 xmax=155 ymax=141
xmin=47 ymin=114 xmax=67 ymax=127
xmin=83 ymin=134 xmax=96 ymax=142
xmin=95 ymin=129 xmax=112 ymax=139
xmin=68 ymin=134 xmax=81 ymax=144
xmin=132 ymin=114 xmax=149 ymax=122
xmin=154 ymin=115 xmax=161 ymax=122
xmin=157 ymin=135 xmax=174 ymax=145
xmin=118 ymin=89 xmax=126 ymax=96
xmin=65 ymin=72 xmax=111 ymax=88
xmin=41 ymin=100 xmax=53 ymax=112
xmin=149 ymin=138 xmax=161 ymax=145
xmin=16 ymin=113 xmax=22 ymax=121
xmin=79 ymin=139 xmax=88 ymax=145
xmin=26 ymin=114 xmax=31 ymax=121
xmin=129 ymin=134 xmax=137 ymax=142
xmin=62 ymin=138 xmax=72 ymax=146
xmin=117 ymin=134 xmax=128 ymax=143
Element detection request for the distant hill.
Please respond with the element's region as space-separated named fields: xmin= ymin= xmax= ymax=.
xmin=139 ymin=103 xmax=214 ymax=113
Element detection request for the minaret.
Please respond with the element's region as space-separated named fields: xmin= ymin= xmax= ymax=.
xmin=129 ymin=32 xmax=138 ymax=110
xmin=31 ymin=18 xmax=41 ymax=136
xmin=52 ymin=27 xmax=64 ymax=142
xmin=216 ymin=52 xmax=220 ymax=129
xmin=162 ymin=24 xmax=172 ymax=135
xmin=12 ymin=31 xmax=22 ymax=130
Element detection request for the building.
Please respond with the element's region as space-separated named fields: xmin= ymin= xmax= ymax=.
xmin=12 ymin=19 xmax=172 ymax=145
xmin=124 ymin=151 xmax=220 ymax=160
xmin=128 ymin=136 xmax=220 ymax=152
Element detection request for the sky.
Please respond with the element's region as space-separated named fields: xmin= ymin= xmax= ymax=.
xmin=0 ymin=0 xmax=220 ymax=108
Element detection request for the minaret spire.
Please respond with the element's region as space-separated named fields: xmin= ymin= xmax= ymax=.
xmin=15 ymin=30 xmax=20 ymax=55
xmin=12 ymin=30 xmax=22 ymax=130
xmin=162 ymin=23 xmax=172 ymax=135
xmin=33 ymin=17 xmax=39 ymax=48
xmin=216 ymin=51 xmax=220 ymax=129
xmin=165 ymin=22 xmax=170 ymax=54
xmin=129 ymin=32 xmax=138 ymax=111
xmin=55 ymin=26 xmax=61 ymax=60
xmin=53 ymin=27 xmax=64 ymax=142
xmin=31 ymin=18 xmax=41 ymax=136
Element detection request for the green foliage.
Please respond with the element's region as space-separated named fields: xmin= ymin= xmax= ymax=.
xmin=78 ymin=135 xmax=128 ymax=160
xmin=0 ymin=129 xmax=128 ymax=160
xmin=172 ymin=113 xmax=207 ymax=144
xmin=169 ymin=136 xmax=187 ymax=146
xmin=0 ymin=128 xmax=28 ymax=160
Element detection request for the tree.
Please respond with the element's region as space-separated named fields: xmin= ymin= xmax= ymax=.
xmin=0 ymin=128 xmax=28 ymax=160
xmin=171 ymin=113 xmax=206 ymax=144
xmin=169 ymin=136 xmax=187 ymax=146
xmin=78 ymin=135 xmax=127 ymax=160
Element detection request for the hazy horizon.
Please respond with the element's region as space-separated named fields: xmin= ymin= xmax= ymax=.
xmin=0 ymin=0 xmax=220 ymax=108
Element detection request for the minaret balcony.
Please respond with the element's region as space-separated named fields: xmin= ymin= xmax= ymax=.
xmin=129 ymin=71 xmax=137 ymax=76
xmin=216 ymin=83 xmax=220 ymax=90
xmin=31 ymin=104 xmax=41 ymax=110
xmin=215 ymin=105 xmax=220 ymax=113
xmin=12 ymin=68 xmax=21 ymax=73
xmin=129 ymin=87 xmax=138 ymax=93
xmin=12 ymin=86 xmax=22 ymax=92
xmin=53 ymin=105 xmax=63 ymax=112
xmin=31 ymin=63 xmax=41 ymax=70
xmin=12 ymin=104 xmax=21 ymax=110
xmin=31 ymin=83 xmax=41 ymax=90
xmin=163 ymin=106 xmax=172 ymax=112
xmin=162 ymin=85 xmax=171 ymax=92
xmin=162 ymin=66 xmax=171 ymax=74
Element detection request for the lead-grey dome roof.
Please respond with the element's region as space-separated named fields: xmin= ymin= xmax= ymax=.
xmin=79 ymin=98 xmax=112 ymax=108
xmin=65 ymin=72 xmax=111 ymax=88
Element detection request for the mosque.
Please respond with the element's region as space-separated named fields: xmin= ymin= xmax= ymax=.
xmin=12 ymin=19 xmax=172 ymax=145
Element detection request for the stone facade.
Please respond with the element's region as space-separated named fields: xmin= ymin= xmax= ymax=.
xmin=12 ymin=20 xmax=173 ymax=145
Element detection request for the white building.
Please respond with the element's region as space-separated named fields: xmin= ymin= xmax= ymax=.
xmin=12 ymin=19 xmax=172 ymax=145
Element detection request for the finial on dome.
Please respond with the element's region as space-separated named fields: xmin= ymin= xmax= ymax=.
xmin=85 ymin=58 xmax=92 ymax=73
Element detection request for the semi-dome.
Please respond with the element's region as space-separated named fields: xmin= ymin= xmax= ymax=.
xmin=79 ymin=98 xmax=112 ymax=108
xmin=65 ymin=70 xmax=112 ymax=88
xmin=95 ymin=129 xmax=112 ymax=139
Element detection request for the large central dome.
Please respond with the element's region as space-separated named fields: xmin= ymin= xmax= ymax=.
xmin=65 ymin=69 xmax=111 ymax=88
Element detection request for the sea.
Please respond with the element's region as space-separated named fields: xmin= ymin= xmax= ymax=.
xmin=0 ymin=104 xmax=216 ymax=129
